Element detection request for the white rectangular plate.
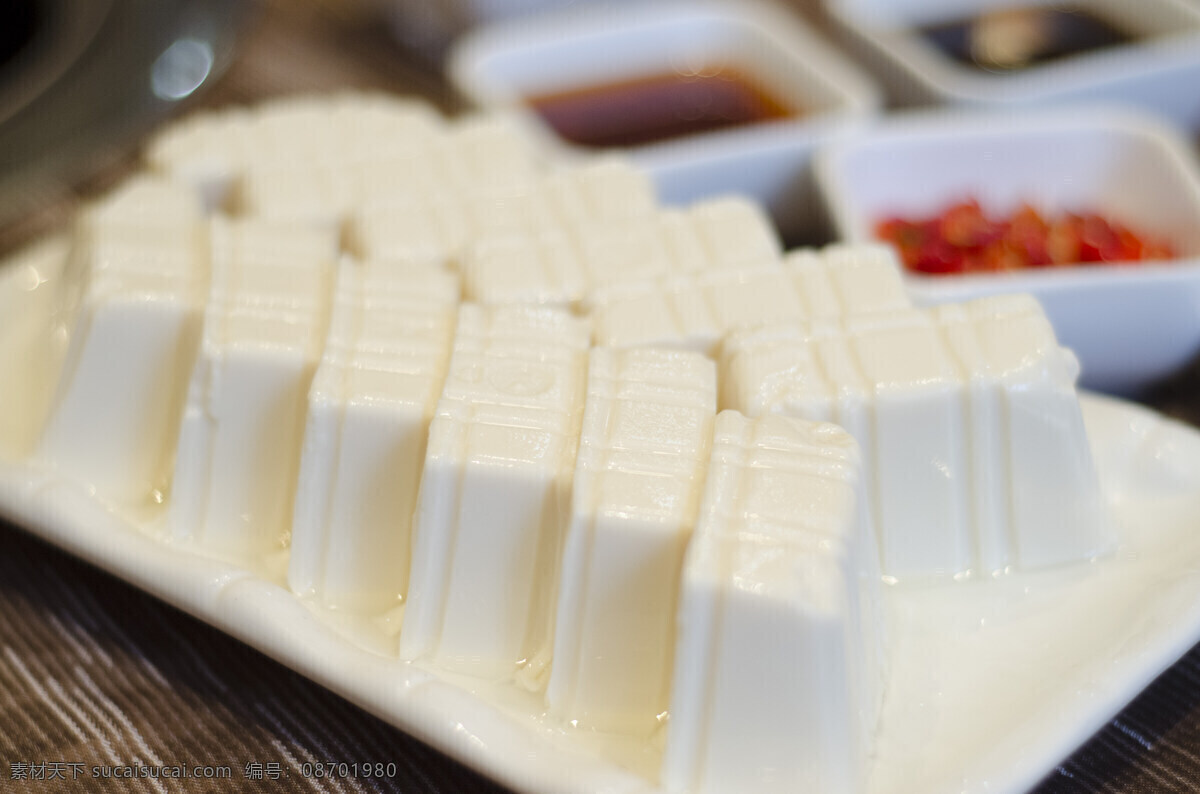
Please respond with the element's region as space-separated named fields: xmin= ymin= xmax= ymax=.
xmin=1 ymin=393 xmax=1198 ymax=794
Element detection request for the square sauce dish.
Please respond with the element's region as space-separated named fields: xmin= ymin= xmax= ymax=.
xmin=449 ymin=0 xmax=881 ymax=243
xmin=815 ymin=106 xmax=1200 ymax=394
xmin=824 ymin=0 xmax=1200 ymax=131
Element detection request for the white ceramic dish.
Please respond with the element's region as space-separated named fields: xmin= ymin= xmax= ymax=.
xmin=448 ymin=0 xmax=880 ymax=242
xmin=1 ymin=394 xmax=1199 ymax=794
xmin=815 ymin=107 xmax=1200 ymax=395
xmin=823 ymin=0 xmax=1200 ymax=130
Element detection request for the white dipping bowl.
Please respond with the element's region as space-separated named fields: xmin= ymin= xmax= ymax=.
xmin=449 ymin=0 xmax=881 ymax=243
xmin=815 ymin=107 xmax=1200 ymax=395
xmin=824 ymin=0 xmax=1200 ymax=131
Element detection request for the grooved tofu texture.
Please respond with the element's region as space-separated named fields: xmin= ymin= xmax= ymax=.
xmin=590 ymin=243 xmax=911 ymax=354
xmin=168 ymin=219 xmax=337 ymax=555
xmin=288 ymin=261 xmax=459 ymax=613
xmin=721 ymin=295 xmax=1113 ymax=579
xmin=401 ymin=305 xmax=590 ymax=680
xmin=548 ymin=347 xmax=716 ymax=735
xmin=37 ymin=177 xmax=209 ymax=504
xmin=462 ymin=196 xmax=779 ymax=307
xmin=664 ymin=411 xmax=878 ymax=794
xmin=351 ymin=157 xmax=656 ymax=269
xmin=0 ymin=235 xmax=72 ymax=460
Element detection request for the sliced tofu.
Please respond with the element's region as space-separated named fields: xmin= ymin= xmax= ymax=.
xmin=168 ymin=219 xmax=337 ymax=556
xmin=664 ymin=411 xmax=879 ymax=794
xmin=400 ymin=305 xmax=590 ymax=680
xmin=591 ymin=244 xmax=911 ymax=354
xmin=721 ymin=295 xmax=1113 ymax=578
xmin=38 ymin=177 xmax=209 ymax=504
xmin=288 ymin=260 xmax=459 ymax=612
xmin=547 ymin=347 xmax=716 ymax=734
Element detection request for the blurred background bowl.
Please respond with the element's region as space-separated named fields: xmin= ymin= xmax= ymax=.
xmin=823 ymin=0 xmax=1200 ymax=130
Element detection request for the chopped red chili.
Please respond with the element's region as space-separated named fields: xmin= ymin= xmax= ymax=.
xmin=874 ymin=200 xmax=1175 ymax=275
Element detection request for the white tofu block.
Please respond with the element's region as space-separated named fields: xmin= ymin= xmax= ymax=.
xmin=461 ymin=219 xmax=670 ymax=308
xmin=463 ymin=185 xmax=561 ymax=240
xmin=323 ymin=93 xmax=445 ymax=166
xmin=589 ymin=275 xmax=721 ymax=354
xmin=238 ymin=163 xmax=357 ymax=233
xmin=86 ymin=174 xmax=210 ymax=230
xmin=465 ymin=191 xmax=779 ymax=308
xmin=547 ymin=348 xmax=716 ymax=735
xmin=350 ymin=187 xmax=468 ymax=268
xmin=461 ymin=230 xmax=586 ymax=306
xmin=145 ymin=109 xmax=254 ymax=211
xmin=589 ymin=266 xmax=795 ymax=356
xmin=721 ymin=296 xmax=1112 ymax=578
xmin=933 ymin=296 xmax=1112 ymax=571
xmin=0 ymin=235 xmax=73 ymax=460
xmin=148 ymin=93 xmax=451 ymax=220
xmin=401 ymin=305 xmax=589 ymax=680
xmin=355 ymin=155 xmax=451 ymax=207
xmin=460 ymin=159 xmax=658 ymax=251
xmin=664 ymin=411 xmax=877 ymax=794
xmin=591 ymin=244 xmax=912 ymax=354
xmin=448 ymin=303 xmax=592 ymax=358
xmin=241 ymin=93 xmax=443 ymax=172
xmin=816 ymin=243 xmax=911 ymax=316
xmin=688 ymin=196 xmax=781 ymax=267
xmin=37 ymin=178 xmax=209 ymax=503
xmin=722 ymin=314 xmax=972 ymax=577
xmin=783 ymin=244 xmax=910 ymax=320
xmin=169 ymin=219 xmax=336 ymax=556
xmin=854 ymin=318 xmax=972 ymax=577
xmin=288 ymin=261 xmax=459 ymax=612
xmin=654 ymin=210 xmax=711 ymax=274
xmin=541 ymin=158 xmax=657 ymax=227
xmin=574 ymin=214 xmax=679 ymax=290
xmin=703 ymin=267 xmax=808 ymax=331
xmin=441 ymin=114 xmax=540 ymax=196
xmin=353 ymin=163 xmax=549 ymax=273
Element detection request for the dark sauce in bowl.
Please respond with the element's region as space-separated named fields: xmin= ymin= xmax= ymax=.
xmin=527 ymin=66 xmax=797 ymax=149
xmin=922 ymin=6 xmax=1135 ymax=73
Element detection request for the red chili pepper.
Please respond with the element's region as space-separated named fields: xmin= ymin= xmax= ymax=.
xmin=874 ymin=201 xmax=1175 ymax=275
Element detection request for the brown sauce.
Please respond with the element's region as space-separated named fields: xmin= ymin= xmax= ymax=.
xmin=526 ymin=66 xmax=797 ymax=149
xmin=921 ymin=6 xmax=1135 ymax=73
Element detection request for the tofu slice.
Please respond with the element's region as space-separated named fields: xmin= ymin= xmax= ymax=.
xmin=721 ymin=295 xmax=1113 ymax=578
xmin=664 ymin=411 xmax=879 ymax=794
xmin=463 ymin=195 xmax=778 ymax=308
xmin=37 ymin=177 xmax=209 ymax=504
xmin=400 ymin=305 xmax=590 ymax=680
xmin=590 ymin=243 xmax=911 ymax=354
xmin=0 ymin=235 xmax=73 ymax=460
xmin=148 ymin=92 xmax=448 ymax=216
xmin=288 ymin=261 xmax=459 ymax=612
xmin=547 ymin=348 xmax=716 ymax=735
xmin=460 ymin=230 xmax=587 ymax=308
xmin=933 ymin=295 xmax=1111 ymax=571
xmin=439 ymin=113 xmax=541 ymax=196
xmin=687 ymin=195 xmax=781 ymax=268
xmin=540 ymin=157 xmax=658 ymax=227
xmin=168 ymin=219 xmax=336 ymax=556
xmin=145 ymin=108 xmax=254 ymax=211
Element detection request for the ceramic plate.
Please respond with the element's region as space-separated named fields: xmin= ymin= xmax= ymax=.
xmin=0 ymin=393 xmax=1198 ymax=793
